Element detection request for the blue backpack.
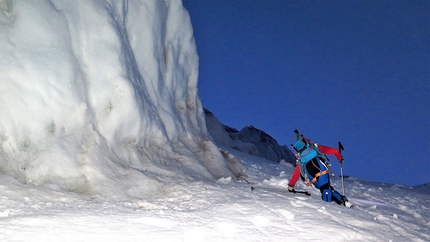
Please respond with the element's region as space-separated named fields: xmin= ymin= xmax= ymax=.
xmin=293 ymin=138 xmax=318 ymax=163
xmin=292 ymin=137 xmax=329 ymax=179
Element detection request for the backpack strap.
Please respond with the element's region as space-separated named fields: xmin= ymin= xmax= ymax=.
xmin=311 ymin=169 xmax=329 ymax=183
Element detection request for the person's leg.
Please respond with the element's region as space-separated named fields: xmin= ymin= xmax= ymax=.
xmin=305 ymin=158 xmax=348 ymax=205
xmin=319 ymin=183 xmax=348 ymax=205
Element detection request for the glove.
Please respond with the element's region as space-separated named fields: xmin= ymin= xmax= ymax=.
xmin=339 ymin=156 xmax=344 ymax=163
xmin=305 ymin=178 xmax=312 ymax=187
xmin=287 ymin=185 xmax=295 ymax=192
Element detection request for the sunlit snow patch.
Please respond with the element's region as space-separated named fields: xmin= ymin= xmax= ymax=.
xmin=216 ymin=177 xmax=232 ymax=184
xmin=216 ymin=222 xmax=237 ymax=238
xmin=251 ymin=215 xmax=269 ymax=227
xmin=183 ymin=229 xmax=206 ymax=242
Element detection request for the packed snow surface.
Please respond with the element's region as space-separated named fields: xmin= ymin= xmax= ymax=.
xmin=0 ymin=0 xmax=428 ymax=241
xmin=0 ymin=148 xmax=429 ymax=241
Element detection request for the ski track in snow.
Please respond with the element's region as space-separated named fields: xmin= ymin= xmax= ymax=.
xmin=0 ymin=149 xmax=429 ymax=242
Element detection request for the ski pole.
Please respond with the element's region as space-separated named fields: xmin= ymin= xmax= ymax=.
xmin=338 ymin=142 xmax=345 ymax=196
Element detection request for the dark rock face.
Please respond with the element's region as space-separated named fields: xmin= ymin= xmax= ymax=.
xmin=204 ymin=109 xmax=296 ymax=165
xmin=230 ymin=126 xmax=296 ymax=164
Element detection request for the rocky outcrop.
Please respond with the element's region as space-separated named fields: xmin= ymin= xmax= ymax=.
xmin=205 ymin=109 xmax=296 ymax=165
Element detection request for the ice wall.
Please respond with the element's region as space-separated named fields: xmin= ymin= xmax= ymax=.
xmin=0 ymin=0 xmax=243 ymax=197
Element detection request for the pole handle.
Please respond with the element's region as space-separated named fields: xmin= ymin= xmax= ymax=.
xmin=338 ymin=142 xmax=344 ymax=153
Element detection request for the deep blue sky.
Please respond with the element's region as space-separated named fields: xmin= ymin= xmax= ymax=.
xmin=182 ymin=0 xmax=429 ymax=186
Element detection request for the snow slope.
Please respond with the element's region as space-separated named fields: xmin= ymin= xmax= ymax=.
xmin=0 ymin=0 xmax=428 ymax=241
xmin=0 ymin=146 xmax=429 ymax=241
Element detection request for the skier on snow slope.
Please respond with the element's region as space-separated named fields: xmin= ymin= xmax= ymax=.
xmin=288 ymin=130 xmax=352 ymax=207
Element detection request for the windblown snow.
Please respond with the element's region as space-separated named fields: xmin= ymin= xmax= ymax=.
xmin=0 ymin=0 xmax=428 ymax=241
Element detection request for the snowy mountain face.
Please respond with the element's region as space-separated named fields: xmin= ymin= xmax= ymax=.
xmin=205 ymin=108 xmax=295 ymax=165
xmin=232 ymin=125 xmax=296 ymax=164
xmin=0 ymin=1 xmax=429 ymax=241
xmin=0 ymin=0 xmax=244 ymax=198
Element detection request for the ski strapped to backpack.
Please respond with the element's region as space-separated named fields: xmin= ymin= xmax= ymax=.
xmin=291 ymin=129 xmax=332 ymax=183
